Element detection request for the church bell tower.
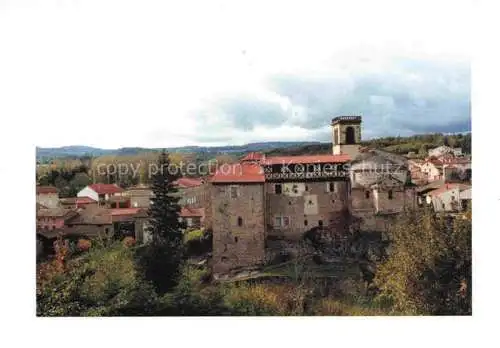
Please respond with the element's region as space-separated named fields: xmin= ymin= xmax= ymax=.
xmin=331 ymin=115 xmax=362 ymax=159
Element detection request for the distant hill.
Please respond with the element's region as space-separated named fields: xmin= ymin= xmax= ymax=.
xmin=36 ymin=142 xmax=322 ymax=160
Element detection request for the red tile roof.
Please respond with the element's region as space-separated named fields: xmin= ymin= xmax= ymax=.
xmin=180 ymin=207 xmax=204 ymax=218
xmin=61 ymin=197 xmax=97 ymax=205
xmin=211 ymin=162 xmax=265 ymax=183
xmin=36 ymin=186 xmax=58 ymax=194
xmin=109 ymin=208 xmax=143 ymax=216
xmin=88 ymin=184 xmax=124 ymax=194
xmin=76 ymin=197 xmax=97 ymax=204
xmin=261 ymin=154 xmax=351 ymax=165
xmin=174 ymin=177 xmax=204 ymax=188
xmin=428 ymin=183 xmax=471 ymax=197
xmin=241 ymin=152 xmax=265 ymax=162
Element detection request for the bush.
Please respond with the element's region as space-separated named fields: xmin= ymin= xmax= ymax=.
xmin=122 ymin=236 xmax=136 ymax=248
xmin=184 ymin=229 xmax=204 ymax=243
xmin=158 ymin=266 xmax=229 ymax=316
xmin=77 ymin=239 xmax=91 ymax=252
xmin=224 ymin=283 xmax=287 ymax=315
xmin=374 ymin=210 xmax=472 ymax=315
xmin=37 ymin=242 xmax=159 ymax=316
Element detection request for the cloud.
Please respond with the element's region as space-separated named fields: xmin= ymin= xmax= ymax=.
xmin=193 ymin=57 xmax=470 ymax=143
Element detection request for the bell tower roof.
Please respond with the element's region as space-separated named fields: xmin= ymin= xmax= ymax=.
xmin=331 ymin=115 xmax=362 ymax=125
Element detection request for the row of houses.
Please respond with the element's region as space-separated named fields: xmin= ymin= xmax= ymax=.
xmin=408 ymin=146 xmax=471 ymax=185
xmin=36 ymin=179 xmax=208 ymax=257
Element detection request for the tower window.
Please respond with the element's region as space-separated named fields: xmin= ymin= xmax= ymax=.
xmin=275 ymin=184 xmax=282 ymax=194
xmin=365 ymin=191 xmax=370 ymax=199
xmin=345 ymin=126 xmax=356 ymax=144
xmin=388 ymin=190 xmax=393 ymax=200
xmin=326 ymin=182 xmax=335 ymax=192
xmin=237 ymin=217 xmax=243 ymax=227
xmin=230 ymin=186 xmax=239 ymax=199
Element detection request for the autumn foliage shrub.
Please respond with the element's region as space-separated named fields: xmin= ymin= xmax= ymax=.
xmin=77 ymin=239 xmax=91 ymax=252
xmin=122 ymin=236 xmax=136 ymax=247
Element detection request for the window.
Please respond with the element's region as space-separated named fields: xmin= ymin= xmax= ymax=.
xmin=304 ymin=219 xmax=308 ymax=226
xmin=275 ymin=184 xmax=282 ymax=194
xmin=388 ymin=190 xmax=393 ymax=200
xmin=365 ymin=191 xmax=370 ymax=199
xmin=274 ymin=216 xmax=290 ymax=228
xmin=237 ymin=217 xmax=243 ymax=227
xmin=305 ymin=185 xmax=309 ymax=191
xmin=326 ymin=182 xmax=335 ymax=192
xmin=234 ymin=237 xmax=238 ymax=243
xmin=282 ymin=216 xmax=290 ymax=227
xmin=274 ymin=216 xmax=282 ymax=227
xmin=230 ymin=186 xmax=239 ymax=199
xmin=318 ymin=220 xmax=323 ymax=227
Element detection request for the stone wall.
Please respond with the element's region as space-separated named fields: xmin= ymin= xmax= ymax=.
xmin=36 ymin=193 xmax=60 ymax=209
xmin=211 ymin=183 xmax=266 ymax=274
xmin=266 ymin=180 xmax=349 ymax=240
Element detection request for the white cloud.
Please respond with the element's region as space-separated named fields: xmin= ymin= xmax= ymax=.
xmin=0 ymin=0 xmax=472 ymax=148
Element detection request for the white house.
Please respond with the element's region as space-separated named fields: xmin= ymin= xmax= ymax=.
xmin=428 ymin=145 xmax=463 ymax=158
xmin=77 ymin=183 xmax=124 ymax=205
xmin=426 ymin=183 xmax=471 ymax=212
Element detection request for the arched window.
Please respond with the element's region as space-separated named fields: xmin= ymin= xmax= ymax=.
xmin=388 ymin=190 xmax=393 ymax=200
xmin=237 ymin=217 xmax=243 ymax=227
xmin=345 ymin=126 xmax=355 ymax=144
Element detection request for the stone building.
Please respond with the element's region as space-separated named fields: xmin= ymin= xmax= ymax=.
xmin=332 ymin=116 xmax=362 ymax=159
xmin=36 ymin=186 xmax=60 ymax=209
xmin=174 ymin=177 xmax=212 ymax=229
xmin=122 ymin=184 xmax=153 ymax=208
xmin=209 ymin=115 xmax=419 ymax=274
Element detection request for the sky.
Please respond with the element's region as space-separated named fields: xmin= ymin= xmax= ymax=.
xmin=0 ymin=0 xmax=471 ymax=149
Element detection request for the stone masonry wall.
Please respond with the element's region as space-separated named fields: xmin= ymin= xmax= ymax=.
xmin=266 ymin=180 xmax=349 ymax=240
xmin=211 ymin=183 xmax=265 ymax=274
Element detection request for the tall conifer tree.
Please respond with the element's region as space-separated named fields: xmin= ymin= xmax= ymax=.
xmin=143 ymin=150 xmax=184 ymax=292
xmin=148 ymin=150 xmax=183 ymax=244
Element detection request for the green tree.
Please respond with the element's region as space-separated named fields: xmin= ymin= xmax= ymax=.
xmin=140 ymin=150 xmax=184 ymax=293
xmin=374 ymin=208 xmax=471 ymax=315
xmin=37 ymin=242 xmax=159 ymax=316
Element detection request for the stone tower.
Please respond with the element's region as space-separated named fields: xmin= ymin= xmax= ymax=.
xmin=332 ymin=115 xmax=362 ymax=159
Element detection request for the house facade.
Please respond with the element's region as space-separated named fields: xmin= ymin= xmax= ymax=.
xmin=36 ymin=186 xmax=60 ymax=208
xmin=77 ymin=184 xmax=124 ymax=206
xmin=426 ymin=183 xmax=472 ymax=212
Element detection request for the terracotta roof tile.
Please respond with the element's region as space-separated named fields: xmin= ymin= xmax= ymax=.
xmin=210 ymin=162 xmax=265 ymax=183
xmin=262 ymin=154 xmax=350 ymax=165
xmin=180 ymin=207 xmax=204 ymax=218
xmin=174 ymin=177 xmax=204 ymax=188
xmin=36 ymin=186 xmax=58 ymax=194
xmin=241 ymin=152 xmax=265 ymax=162
xmin=427 ymin=183 xmax=471 ymax=197
xmin=88 ymin=184 xmax=124 ymax=194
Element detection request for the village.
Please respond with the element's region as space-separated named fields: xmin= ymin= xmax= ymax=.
xmin=36 ymin=116 xmax=472 ymax=275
